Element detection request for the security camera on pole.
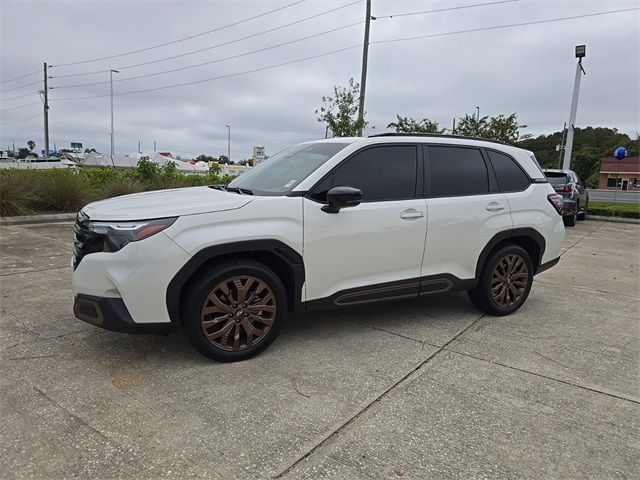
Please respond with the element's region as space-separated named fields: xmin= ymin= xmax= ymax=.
xmin=562 ymin=45 xmax=586 ymax=170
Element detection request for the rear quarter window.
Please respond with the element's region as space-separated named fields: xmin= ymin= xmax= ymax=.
xmin=487 ymin=150 xmax=531 ymax=192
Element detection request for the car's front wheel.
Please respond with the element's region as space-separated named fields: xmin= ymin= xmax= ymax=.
xmin=468 ymin=244 xmax=534 ymax=316
xmin=182 ymin=259 xmax=285 ymax=361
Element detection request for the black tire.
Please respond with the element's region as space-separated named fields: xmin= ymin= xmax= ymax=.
xmin=182 ymin=258 xmax=286 ymax=362
xmin=467 ymin=244 xmax=534 ymax=316
xmin=563 ymin=212 xmax=576 ymax=227
xmin=577 ymin=202 xmax=587 ymax=220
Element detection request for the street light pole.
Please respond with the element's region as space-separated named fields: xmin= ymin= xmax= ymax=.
xmin=562 ymin=45 xmax=586 ymax=170
xmin=226 ymin=125 xmax=231 ymax=162
xmin=110 ymin=70 xmax=119 ymax=158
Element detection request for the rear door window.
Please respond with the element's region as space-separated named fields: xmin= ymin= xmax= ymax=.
xmin=427 ymin=146 xmax=489 ymax=197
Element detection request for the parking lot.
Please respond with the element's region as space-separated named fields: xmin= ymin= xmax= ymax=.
xmin=1 ymin=219 xmax=638 ymax=479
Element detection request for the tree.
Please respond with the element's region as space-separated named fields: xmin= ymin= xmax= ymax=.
xmin=27 ymin=140 xmax=36 ymax=152
xmin=455 ymin=114 xmax=490 ymax=137
xmin=387 ymin=115 xmax=444 ymax=134
xmin=17 ymin=148 xmax=30 ymax=159
xmin=238 ymin=158 xmax=253 ymax=166
xmin=487 ymin=113 xmax=530 ymax=144
xmin=217 ymin=154 xmax=231 ymax=164
xmin=196 ymin=154 xmax=216 ymax=163
xmin=455 ymin=112 xmax=528 ymax=144
xmin=316 ymin=78 xmax=367 ymax=137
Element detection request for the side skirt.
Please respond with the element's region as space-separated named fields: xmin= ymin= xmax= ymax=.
xmin=304 ymin=274 xmax=477 ymax=312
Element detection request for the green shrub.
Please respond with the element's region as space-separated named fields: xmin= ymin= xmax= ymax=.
xmin=587 ymin=201 xmax=640 ymax=219
xmin=135 ymin=157 xmax=159 ymax=182
xmin=80 ymin=167 xmax=120 ymax=189
xmin=101 ymin=178 xmax=145 ymax=198
xmin=33 ymin=169 xmax=94 ymax=212
xmin=0 ymin=170 xmax=38 ymax=216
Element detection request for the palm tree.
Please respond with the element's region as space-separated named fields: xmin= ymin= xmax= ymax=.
xmin=27 ymin=140 xmax=36 ymax=152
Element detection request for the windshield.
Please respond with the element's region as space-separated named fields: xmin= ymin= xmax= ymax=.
xmin=228 ymin=142 xmax=350 ymax=195
xmin=544 ymin=172 xmax=570 ymax=185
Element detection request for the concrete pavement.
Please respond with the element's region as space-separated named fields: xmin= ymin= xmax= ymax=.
xmin=1 ymin=220 xmax=638 ymax=479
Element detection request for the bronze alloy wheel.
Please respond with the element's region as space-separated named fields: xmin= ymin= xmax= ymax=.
xmin=490 ymin=254 xmax=529 ymax=308
xmin=200 ymin=275 xmax=276 ymax=351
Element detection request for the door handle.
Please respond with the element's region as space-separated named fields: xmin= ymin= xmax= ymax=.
xmin=400 ymin=209 xmax=425 ymax=220
xmin=485 ymin=202 xmax=505 ymax=212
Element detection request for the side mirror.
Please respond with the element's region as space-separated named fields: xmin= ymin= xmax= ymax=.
xmin=321 ymin=186 xmax=362 ymax=213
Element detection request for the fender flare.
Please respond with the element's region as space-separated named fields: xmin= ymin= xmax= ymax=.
xmin=166 ymin=240 xmax=305 ymax=323
xmin=475 ymin=228 xmax=546 ymax=278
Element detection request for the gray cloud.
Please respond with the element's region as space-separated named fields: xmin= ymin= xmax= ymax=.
xmin=1 ymin=0 xmax=638 ymax=159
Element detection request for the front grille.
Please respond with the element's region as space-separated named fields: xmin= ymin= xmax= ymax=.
xmin=73 ymin=211 xmax=105 ymax=269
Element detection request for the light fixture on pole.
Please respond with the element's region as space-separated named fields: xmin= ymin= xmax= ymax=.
xmin=226 ymin=125 xmax=231 ymax=162
xmin=562 ymin=45 xmax=586 ymax=170
xmin=110 ymin=70 xmax=119 ymax=159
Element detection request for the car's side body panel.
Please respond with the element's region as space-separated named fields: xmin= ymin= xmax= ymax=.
xmin=302 ymin=197 xmax=427 ymax=301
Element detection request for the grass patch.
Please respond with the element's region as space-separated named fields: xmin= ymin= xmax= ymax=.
xmin=588 ymin=201 xmax=640 ymax=219
xmin=0 ymin=159 xmax=237 ymax=216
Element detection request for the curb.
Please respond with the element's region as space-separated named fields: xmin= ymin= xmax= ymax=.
xmin=0 ymin=213 xmax=77 ymax=225
xmin=587 ymin=215 xmax=640 ymax=225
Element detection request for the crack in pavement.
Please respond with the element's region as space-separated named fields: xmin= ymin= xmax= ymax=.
xmin=32 ymin=385 xmax=113 ymax=443
xmin=0 ymin=264 xmax=71 ymax=277
xmin=273 ymin=313 xmax=486 ymax=479
xmin=446 ymin=350 xmax=640 ymax=405
xmin=560 ymin=221 xmax=606 ymax=256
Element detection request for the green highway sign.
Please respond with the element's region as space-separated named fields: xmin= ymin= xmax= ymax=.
xmin=71 ymin=142 xmax=82 ymax=149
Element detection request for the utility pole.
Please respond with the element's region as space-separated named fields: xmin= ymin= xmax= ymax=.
xmin=226 ymin=125 xmax=231 ymax=162
xmin=138 ymin=140 xmax=141 ymax=153
xmin=110 ymin=70 xmax=119 ymax=158
xmin=562 ymin=45 xmax=586 ymax=170
xmin=557 ymin=122 xmax=567 ymax=168
xmin=11 ymin=138 xmax=15 ymax=155
xmin=452 ymin=118 xmax=456 ymax=135
xmin=43 ymin=63 xmax=50 ymax=158
xmin=153 ymin=140 xmax=157 ymax=152
xmin=357 ymin=0 xmax=371 ymax=137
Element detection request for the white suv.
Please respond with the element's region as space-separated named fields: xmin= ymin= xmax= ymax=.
xmin=72 ymin=134 xmax=565 ymax=361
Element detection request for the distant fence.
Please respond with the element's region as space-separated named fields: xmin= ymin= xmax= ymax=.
xmin=0 ymin=161 xmax=70 ymax=170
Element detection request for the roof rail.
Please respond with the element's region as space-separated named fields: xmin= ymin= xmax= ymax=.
xmin=368 ymin=132 xmax=508 ymax=145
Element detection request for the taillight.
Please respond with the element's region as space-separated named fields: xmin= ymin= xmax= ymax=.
xmin=547 ymin=194 xmax=563 ymax=215
xmin=562 ymin=183 xmax=574 ymax=192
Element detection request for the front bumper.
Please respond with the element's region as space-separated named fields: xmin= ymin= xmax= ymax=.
xmin=74 ymin=294 xmax=174 ymax=334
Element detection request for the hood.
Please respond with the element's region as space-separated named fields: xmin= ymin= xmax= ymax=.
xmin=82 ymin=186 xmax=253 ymax=221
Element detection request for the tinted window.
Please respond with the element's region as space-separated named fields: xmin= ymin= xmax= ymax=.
xmin=544 ymin=172 xmax=570 ymax=185
xmin=310 ymin=145 xmax=417 ymax=202
xmin=429 ymin=146 xmax=488 ymax=197
xmin=488 ymin=150 xmax=530 ymax=192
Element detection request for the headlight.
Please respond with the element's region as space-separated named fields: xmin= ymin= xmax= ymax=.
xmin=88 ymin=217 xmax=177 ymax=251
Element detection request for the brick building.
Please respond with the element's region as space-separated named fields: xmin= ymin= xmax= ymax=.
xmin=599 ymin=156 xmax=640 ymax=190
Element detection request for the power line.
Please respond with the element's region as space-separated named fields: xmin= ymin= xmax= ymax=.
xmin=0 ymin=101 xmax=42 ymax=112
xmin=373 ymin=0 xmax=519 ymax=19
xmin=0 ymin=70 xmax=41 ymax=84
xmin=51 ymin=22 xmax=363 ymax=90
xmin=50 ymin=0 xmax=309 ymax=68
xmin=0 ymin=112 xmax=41 ymax=124
xmin=0 ymin=91 xmax=39 ymax=102
xmin=50 ymin=0 xmax=362 ymax=80
xmin=0 ymin=79 xmax=42 ymax=94
xmin=50 ymin=44 xmax=362 ymax=101
xmin=47 ymin=8 xmax=638 ymax=103
xmin=372 ymin=7 xmax=640 ymax=45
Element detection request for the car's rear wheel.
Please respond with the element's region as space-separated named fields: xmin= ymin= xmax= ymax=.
xmin=182 ymin=259 xmax=285 ymax=361
xmin=563 ymin=211 xmax=576 ymax=226
xmin=577 ymin=202 xmax=587 ymax=220
xmin=468 ymin=244 xmax=534 ymax=316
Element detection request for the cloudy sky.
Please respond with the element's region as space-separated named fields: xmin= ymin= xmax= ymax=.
xmin=1 ymin=0 xmax=638 ymax=160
